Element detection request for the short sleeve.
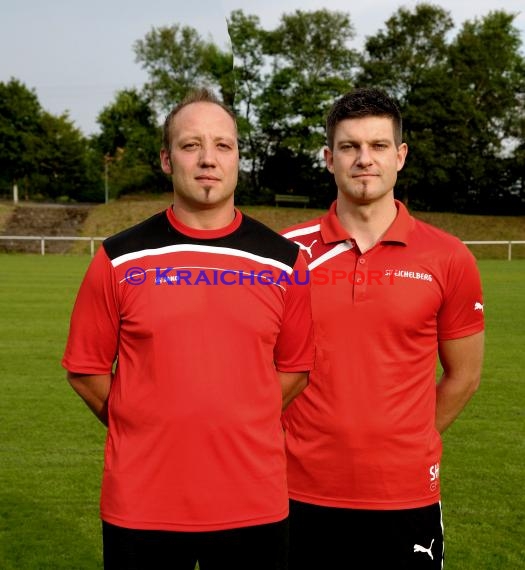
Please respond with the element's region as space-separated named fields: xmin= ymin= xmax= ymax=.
xmin=437 ymin=244 xmax=485 ymax=340
xmin=274 ymin=251 xmax=315 ymax=372
xmin=62 ymin=246 xmax=120 ymax=374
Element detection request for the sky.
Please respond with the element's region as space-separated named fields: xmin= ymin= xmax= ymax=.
xmin=1 ymin=0 xmax=523 ymax=136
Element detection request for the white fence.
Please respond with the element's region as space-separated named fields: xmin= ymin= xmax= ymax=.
xmin=0 ymin=236 xmax=525 ymax=259
xmin=0 ymin=235 xmax=105 ymax=256
xmin=463 ymin=241 xmax=525 ymax=261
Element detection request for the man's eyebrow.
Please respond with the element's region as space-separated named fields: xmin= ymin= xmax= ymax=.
xmin=175 ymin=134 xmax=236 ymax=143
xmin=337 ymin=138 xmax=392 ymax=145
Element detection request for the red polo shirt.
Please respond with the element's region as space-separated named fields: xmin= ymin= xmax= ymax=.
xmin=282 ymin=200 xmax=484 ymax=510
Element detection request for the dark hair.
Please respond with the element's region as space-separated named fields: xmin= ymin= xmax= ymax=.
xmin=326 ymin=87 xmax=403 ymax=149
xmin=162 ymin=87 xmax=237 ymax=151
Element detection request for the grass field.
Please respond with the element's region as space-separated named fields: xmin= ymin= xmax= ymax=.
xmin=0 ymin=254 xmax=524 ymax=569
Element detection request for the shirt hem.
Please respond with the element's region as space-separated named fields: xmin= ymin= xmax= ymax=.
xmin=438 ymin=323 xmax=484 ymax=341
xmin=61 ymin=358 xmax=112 ymax=375
xmin=276 ymin=362 xmax=315 ymax=373
xmin=100 ymin=508 xmax=289 ymax=532
xmin=288 ymin=490 xmax=441 ymax=511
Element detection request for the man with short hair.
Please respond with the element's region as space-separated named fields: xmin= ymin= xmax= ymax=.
xmin=282 ymin=87 xmax=484 ymax=569
xmin=63 ymin=88 xmax=314 ymax=570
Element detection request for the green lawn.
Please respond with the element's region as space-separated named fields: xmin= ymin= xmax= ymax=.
xmin=0 ymin=255 xmax=103 ymax=569
xmin=441 ymin=260 xmax=525 ymax=568
xmin=0 ymin=255 xmax=523 ymax=569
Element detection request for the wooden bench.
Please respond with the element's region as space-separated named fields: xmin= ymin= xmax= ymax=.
xmin=274 ymin=194 xmax=310 ymax=208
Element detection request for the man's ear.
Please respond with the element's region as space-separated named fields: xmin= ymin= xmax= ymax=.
xmin=160 ymin=148 xmax=172 ymax=174
xmin=324 ymin=147 xmax=334 ymax=174
xmin=396 ymin=142 xmax=408 ymax=172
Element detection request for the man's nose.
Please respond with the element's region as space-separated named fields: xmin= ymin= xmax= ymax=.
xmin=357 ymin=146 xmax=373 ymax=167
xmin=198 ymin=145 xmax=217 ymax=166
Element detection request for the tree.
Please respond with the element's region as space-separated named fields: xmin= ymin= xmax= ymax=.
xmin=261 ymin=9 xmax=356 ymax=206
xmin=357 ymin=5 xmax=525 ymax=213
xmin=358 ymin=4 xmax=453 ymax=103
xmin=230 ymin=9 xmax=356 ymax=205
xmin=262 ymin=9 xmax=355 ymax=153
xmin=356 ymin=4 xmax=454 ymax=209
xmin=447 ymin=11 xmax=525 ymax=212
xmin=133 ymin=11 xmax=356 ymax=205
xmin=227 ymin=10 xmax=270 ymax=202
xmin=129 ymin=8 xmax=525 ymax=211
xmin=201 ymin=42 xmax=235 ymax=107
xmin=134 ymin=24 xmax=233 ymax=112
xmin=94 ymin=88 xmax=168 ymax=197
xmin=510 ymin=105 xmax=525 ymax=211
xmin=35 ymin=112 xmax=97 ymax=201
xmin=0 ymin=78 xmax=42 ymax=193
xmin=0 ymin=78 xmax=98 ymax=201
